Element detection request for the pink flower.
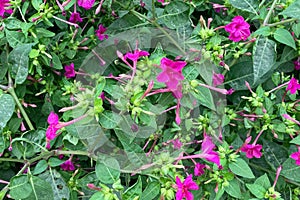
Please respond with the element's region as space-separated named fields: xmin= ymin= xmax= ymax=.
xmin=291 ymin=151 xmax=300 ymax=166
xmin=176 ymin=175 xmax=199 ymax=200
xmin=226 ymin=88 xmax=235 ymax=95
xmin=0 ymin=0 xmax=12 ymax=18
xmin=95 ymin=24 xmax=108 ymax=41
xmin=194 ymin=163 xmax=205 ymax=176
xmin=46 ymin=112 xmax=60 ymax=149
xmin=200 ymin=135 xmax=220 ymax=166
xmin=212 ymin=72 xmax=224 ymax=86
xmin=69 ymin=12 xmax=83 ymax=23
xmin=48 ymin=111 xmax=59 ymax=125
xmin=172 ymin=139 xmax=182 ymax=150
xmin=294 ymin=60 xmax=300 ymax=70
xmin=286 ymin=77 xmax=300 ymax=94
xmin=124 ymin=49 xmax=149 ymax=62
xmin=241 ymin=144 xmax=262 ymax=158
xmin=225 ymin=16 xmax=251 ymax=42
xmin=64 ymin=63 xmax=76 ymax=78
xmin=60 ymin=159 xmax=75 ymax=171
xmin=157 ymin=57 xmax=186 ymax=99
xmin=77 ymin=0 xmax=95 ymax=10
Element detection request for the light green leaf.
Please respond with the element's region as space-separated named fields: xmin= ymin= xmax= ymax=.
xmin=229 ymin=158 xmax=255 ymax=178
xmin=162 ymin=1 xmax=190 ymax=29
xmin=9 ymin=43 xmax=34 ymax=84
xmin=4 ymin=30 xmax=25 ymax=48
xmin=229 ymin=0 xmax=258 ymax=14
xmin=39 ymin=169 xmax=70 ymax=200
xmin=224 ymin=179 xmax=242 ymax=198
xmin=99 ymin=111 xmax=121 ymax=129
xmin=31 ymin=0 xmax=43 ymax=10
xmin=280 ymin=0 xmax=300 ymax=20
xmin=96 ymin=158 xmax=120 ymax=184
xmin=274 ymin=28 xmax=296 ymax=50
xmin=140 ymin=181 xmax=160 ymax=200
xmin=9 ymin=175 xmax=32 ymax=199
xmin=0 ymin=94 xmax=15 ymax=128
xmin=281 ymin=158 xmax=300 ymax=182
xmin=24 ymin=176 xmax=54 ymax=200
xmin=33 ymin=160 xmax=48 ymax=175
xmin=123 ymin=176 xmax=142 ymax=199
xmin=48 ymin=157 xmax=65 ymax=167
xmin=246 ymin=183 xmax=266 ymax=199
xmin=50 ymin=53 xmax=63 ymax=70
xmin=290 ymin=134 xmax=300 ymax=145
xmin=192 ymin=85 xmax=216 ymax=111
xmin=255 ymin=173 xmax=271 ymax=189
xmin=253 ymin=37 xmax=276 ymax=84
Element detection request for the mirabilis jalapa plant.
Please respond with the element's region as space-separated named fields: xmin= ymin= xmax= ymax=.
xmin=1 ymin=0 xmax=300 ymax=199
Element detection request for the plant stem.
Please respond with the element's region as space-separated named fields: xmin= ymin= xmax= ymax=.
xmin=8 ymin=87 xmax=35 ymax=131
xmin=263 ymin=0 xmax=278 ymax=26
xmin=266 ymin=18 xmax=297 ymax=27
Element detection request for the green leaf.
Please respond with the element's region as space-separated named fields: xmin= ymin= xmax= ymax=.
xmin=253 ymin=26 xmax=271 ymax=37
xmin=0 ymin=94 xmax=15 ymax=128
xmin=123 ymin=176 xmax=142 ymax=199
xmin=9 ymin=43 xmax=34 ymax=84
xmin=50 ymin=53 xmax=63 ymax=70
xmin=95 ymin=158 xmax=120 ymax=184
xmin=36 ymin=28 xmax=55 ymax=38
xmin=280 ymin=0 xmax=300 ymax=20
xmin=229 ymin=0 xmax=258 ymax=14
xmin=274 ymin=28 xmax=296 ymax=50
xmin=140 ymin=181 xmax=160 ymax=200
xmin=229 ymin=158 xmax=255 ymax=178
xmin=263 ymin=140 xmax=288 ymax=169
xmin=48 ymin=157 xmax=65 ymax=167
xmin=255 ymin=174 xmax=271 ymax=189
xmin=290 ymin=134 xmax=300 ymax=145
xmin=9 ymin=175 xmax=32 ymax=199
xmin=90 ymin=192 xmax=105 ymax=200
xmin=33 ymin=160 xmax=48 ymax=175
xmin=281 ymin=158 xmax=300 ymax=182
xmin=224 ymin=179 xmax=242 ymax=199
xmin=31 ymin=0 xmax=43 ymax=10
xmin=192 ymin=86 xmax=215 ymax=110
xmin=99 ymin=111 xmax=122 ymax=129
xmin=253 ymin=37 xmax=276 ymax=84
xmin=39 ymin=170 xmax=70 ymax=200
xmin=225 ymin=61 xmax=253 ymax=90
xmin=246 ymin=183 xmax=266 ymax=199
xmin=4 ymin=30 xmax=25 ymax=48
xmin=0 ymin=51 xmax=9 ymax=80
xmin=24 ymin=176 xmax=54 ymax=200
xmin=182 ymin=64 xmax=199 ymax=81
xmin=162 ymin=1 xmax=190 ymax=29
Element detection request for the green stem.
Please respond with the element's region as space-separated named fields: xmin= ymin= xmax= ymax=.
xmin=263 ymin=0 xmax=278 ymax=26
xmin=266 ymin=18 xmax=297 ymax=27
xmin=8 ymin=87 xmax=35 ymax=130
xmin=259 ymin=0 xmax=267 ymax=8
xmin=0 ymin=158 xmax=24 ymax=163
xmin=151 ymin=0 xmax=156 ymax=20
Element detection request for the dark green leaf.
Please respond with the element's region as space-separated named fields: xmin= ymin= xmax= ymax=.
xmin=229 ymin=0 xmax=258 ymax=14
xmin=253 ymin=37 xmax=276 ymax=84
xmin=281 ymin=158 xmax=300 ymax=182
xmin=224 ymin=179 xmax=242 ymax=199
xmin=123 ymin=176 xmax=142 ymax=199
xmin=280 ymin=0 xmax=300 ymax=20
xmin=24 ymin=176 xmax=54 ymax=200
xmin=263 ymin=140 xmax=288 ymax=169
xmin=50 ymin=53 xmax=63 ymax=70
xmin=4 ymin=30 xmax=25 ymax=48
xmin=9 ymin=175 xmax=32 ymax=199
xmin=0 ymin=94 xmax=15 ymax=128
xmin=48 ymin=157 xmax=65 ymax=167
xmin=192 ymin=86 xmax=215 ymax=110
xmin=225 ymin=61 xmax=253 ymax=90
xmin=255 ymin=173 xmax=271 ymax=189
xmin=95 ymin=158 xmax=120 ymax=184
xmin=162 ymin=1 xmax=190 ymax=29
xmin=229 ymin=158 xmax=255 ymax=178
xmin=9 ymin=43 xmax=34 ymax=84
xmin=99 ymin=111 xmax=121 ymax=129
xmin=274 ymin=28 xmax=296 ymax=50
xmin=140 ymin=181 xmax=160 ymax=200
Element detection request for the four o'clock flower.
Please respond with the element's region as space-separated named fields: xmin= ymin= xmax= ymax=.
xmin=200 ymin=134 xmax=221 ymax=166
xmin=175 ymin=175 xmax=199 ymax=200
xmin=194 ymin=163 xmax=206 ymax=176
xmin=69 ymin=12 xmax=83 ymax=23
xmin=60 ymin=157 xmax=76 ymax=171
xmin=95 ymin=24 xmax=108 ymax=41
xmin=291 ymin=150 xmax=300 ymax=166
xmin=286 ymin=77 xmax=300 ymax=94
xmin=225 ymin=16 xmax=251 ymax=42
xmin=212 ymin=71 xmax=225 ymax=87
xmin=64 ymin=63 xmax=76 ymax=78
xmin=0 ymin=0 xmax=12 ymax=18
xmin=240 ymin=131 xmax=264 ymax=159
xmin=294 ymin=60 xmax=300 ymax=70
xmin=78 ymin=0 xmax=95 ymax=10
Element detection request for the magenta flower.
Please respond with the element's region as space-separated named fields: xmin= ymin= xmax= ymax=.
xmin=157 ymin=57 xmax=187 ymax=99
xmin=176 ymin=175 xmax=199 ymax=200
xmin=64 ymin=63 xmax=76 ymax=78
xmin=194 ymin=163 xmax=205 ymax=176
xmin=286 ymin=77 xmax=300 ymax=94
xmin=77 ymin=0 xmax=95 ymax=10
xmin=95 ymin=24 xmax=108 ymax=41
xmin=294 ymin=60 xmax=300 ymax=70
xmin=212 ymin=72 xmax=224 ymax=86
xmin=225 ymin=16 xmax=251 ymax=42
xmin=291 ymin=151 xmax=300 ymax=166
xmin=172 ymin=139 xmax=183 ymax=150
xmin=200 ymin=135 xmax=220 ymax=166
xmin=241 ymin=144 xmax=262 ymax=159
xmin=124 ymin=49 xmax=149 ymax=62
xmin=69 ymin=12 xmax=83 ymax=23
xmin=0 ymin=0 xmax=12 ymax=18
xmin=46 ymin=112 xmax=60 ymax=148
xmin=60 ymin=159 xmax=75 ymax=171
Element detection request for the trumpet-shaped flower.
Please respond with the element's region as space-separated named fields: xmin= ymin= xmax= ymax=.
xmin=286 ymin=77 xmax=300 ymax=94
xmin=78 ymin=0 xmax=95 ymax=10
xmin=291 ymin=151 xmax=300 ymax=166
xmin=200 ymin=135 xmax=220 ymax=166
xmin=95 ymin=24 xmax=108 ymax=41
xmin=241 ymin=144 xmax=262 ymax=159
xmin=225 ymin=16 xmax=250 ymax=42
xmin=69 ymin=12 xmax=83 ymax=23
xmin=60 ymin=159 xmax=75 ymax=171
xmin=64 ymin=63 xmax=76 ymax=78
xmin=0 ymin=0 xmax=12 ymax=18
xmin=176 ymin=175 xmax=199 ymax=200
